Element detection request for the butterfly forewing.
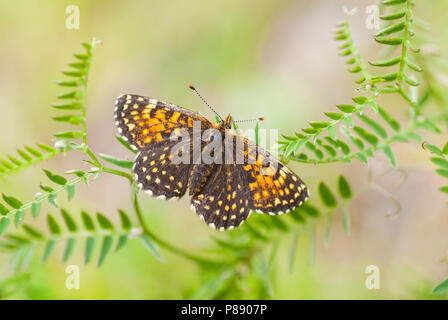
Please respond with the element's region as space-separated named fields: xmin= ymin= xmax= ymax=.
xmin=114 ymin=94 xmax=212 ymax=151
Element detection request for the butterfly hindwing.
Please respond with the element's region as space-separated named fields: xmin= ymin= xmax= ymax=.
xmin=191 ymin=164 xmax=251 ymax=230
xmin=190 ymin=135 xmax=308 ymax=230
xmin=240 ymin=138 xmax=309 ymax=215
xmin=133 ymin=139 xmax=192 ymax=199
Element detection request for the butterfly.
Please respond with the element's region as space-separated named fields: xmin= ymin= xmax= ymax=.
xmin=114 ymin=91 xmax=308 ymax=230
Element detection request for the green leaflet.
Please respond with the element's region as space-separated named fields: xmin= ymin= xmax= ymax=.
xmin=41 ymin=239 xmax=57 ymax=263
xmin=432 ymin=277 xmax=448 ymax=294
xmin=431 ymin=157 xmax=448 ymax=170
xmin=115 ymin=235 xmax=128 ymax=252
xmin=140 ymin=235 xmax=164 ymax=263
xmin=62 ymin=238 xmax=76 ymax=263
xmin=47 ymin=214 xmax=62 ymax=235
xmin=382 ymin=145 xmax=398 ymax=168
xmin=61 ymin=208 xmax=78 ymax=232
xmin=22 ymin=225 xmax=43 ymax=239
xmin=353 ymin=126 xmax=379 ymax=146
xmin=97 ymin=236 xmax=113 ymax=268
xmin=375 ymin=21 xmax=405 ymax=37
xmin=14 ymin=210 xmax=25 ymax=227
xmin=84 ymin=237 xmax=95 ymax=265
xmin=43 ymin=169 xmax=67 ymax=185
xmin=369 ymin=57 xmax=401 ymax=67
xmin=2 ymin=194 xmax=23 ymax=209
xmin=31 ymin=201 xmax=42 ymax=219
xmin=318 ymin=182 xmax=337 ymax=208
xmin=118 ymin=210 xmax=132 ymax=230
xmin=99 ymin=153 xmax=134 ymax=170
xmin=96 ymin=213 xmax=114 ymax=230
xmin=338 ymin=175 xmax=352 ymax=199
xmin=81 ymin=211 xmax=95 ymax=231
xmin=0 ymin=217 xmax=10 ymax=236
xmin=358 ymin=114 xmax=387 ymax=139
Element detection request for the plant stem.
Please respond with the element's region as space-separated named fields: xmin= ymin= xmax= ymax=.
xmin=131 ymin=186 xmax=223 ymax=267
xmin=396 ymin=0 xmax=412 ymax=86
xmin=290 ymin=120 xmax=417 ymax=165
xmin=2 ymin=171 xmax=99 ymax=221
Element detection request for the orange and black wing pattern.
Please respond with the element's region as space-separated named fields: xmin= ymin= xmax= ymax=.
xmin=114 ymin=94 xmax=213 ymax=151
xmin=114 ymin=94 xmax=309 ymax=230
xmin=239 ymin=137 xmax=309 ymax=216
xmin=190 ymin=135 xmax=309 ymax=230
xmin=190 ymin=164 xmax=252 ymax=230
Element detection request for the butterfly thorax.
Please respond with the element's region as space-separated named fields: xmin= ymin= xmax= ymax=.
xmin=188 ymin=114 xmax=232 ymax=195
xmin=216 ymin=114 xmax=232 ymax=130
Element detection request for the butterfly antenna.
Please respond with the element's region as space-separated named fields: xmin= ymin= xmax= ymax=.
xmin=233 ymin=117 xmax=264 ymax=123
xmin=188 ymin=84 xmax=223 ymax=121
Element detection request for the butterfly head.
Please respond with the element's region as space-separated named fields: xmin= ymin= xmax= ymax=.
xmin=219 ymin=114 xmax=233 ymax=130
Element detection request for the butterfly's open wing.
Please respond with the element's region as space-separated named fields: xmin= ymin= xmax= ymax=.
xmin=114 ymin=94 xmax=213 ymax=151
xmin=190 ymin=164 xmax=251 ymax=230
xmin=241 ymin=138 xmax=309 ymax=215
xmin=191 ymin=134 xmax=308 ymax=230
xmin=115 ymin=94 xmax=213 ymax=199
xmin=133 ymin=140 xmax=192 ymax=199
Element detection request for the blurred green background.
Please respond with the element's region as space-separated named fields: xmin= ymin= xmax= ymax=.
xmin=0 ymin=0 xmax=448 ymax=299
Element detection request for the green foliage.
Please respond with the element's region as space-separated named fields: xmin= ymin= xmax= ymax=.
xmin=432 ymin=276 xmax=448 ymax=295
xmin=0 ymin=208 xmax=139 ymax=268
xmin=191 ymin=174 xmax=355 ymax=299
xmin=275 ymin=0 xmax=447 ymax=296
xmin=0 ymin=144 xmax=66 ymax=178
xmin=425 ymin=141 xmax=448 ymax=193
xmin=52 ymin=39 xmax=101 ymax=146
xmin=278 ymin=0 xmax=437 ymax=168
xmin=1 ymin=0 xmax=448 ymax=298
xmin=0 ymin=170 xmax=100 ymax=236
xmin=0 ymin=40 xmax=101 ymax=179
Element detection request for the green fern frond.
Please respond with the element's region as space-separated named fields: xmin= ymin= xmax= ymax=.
xmin=424 ymin=141 xmax=448 ymax=193
xmin=52 ymin=38 xmax=101 ymax=147
xmin=0 ymin=170 xmax=99 ymax=236
xmin=0 ymin=144 xmax=68 ymax=178
xmin=0 ymin=208 xmax=137 ymax=268
xmin=334 ymin=17 xmax=373 ymax=87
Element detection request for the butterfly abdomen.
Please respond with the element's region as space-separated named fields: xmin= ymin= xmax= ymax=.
xmin=188 ymin=163 xmax=216 ymax=196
